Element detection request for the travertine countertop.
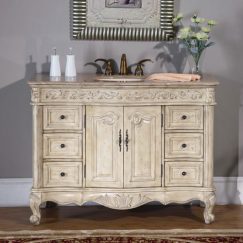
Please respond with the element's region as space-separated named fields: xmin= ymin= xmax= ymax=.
xmin=29 ymin=73 xmax=219 ymax=87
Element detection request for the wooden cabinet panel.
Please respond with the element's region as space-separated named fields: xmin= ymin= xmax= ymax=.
xmin=165 ymin=133 xmax=203 ymax=159
xmin=124 ymin=106 xmax=162 ymax=188
xmin=43 ymin=162 xmax=82 ymax=187
xmin=165 ymin=162 xmax=203 ymax=187
xmin=43 ymin=106 xmax=82 ymax=130
xmin=43 ymin=134 xmax=82 ymax=159
xmin=165 ymin=106 xmax=203 ymax=130
xmin=86 ymin=106 xmax=123 ymax=188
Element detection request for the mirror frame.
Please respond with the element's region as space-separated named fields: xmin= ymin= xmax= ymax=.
xmin=72 ymin=0 xmax=174 ymax=41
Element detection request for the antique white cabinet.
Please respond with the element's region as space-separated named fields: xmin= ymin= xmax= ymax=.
xmin=29 ymin=74 xmax=218 ymax=225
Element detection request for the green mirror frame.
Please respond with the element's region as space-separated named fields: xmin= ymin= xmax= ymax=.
xmin=72 ymin=0 xmax=174 ymax=41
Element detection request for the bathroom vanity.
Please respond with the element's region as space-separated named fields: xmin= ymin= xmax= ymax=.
xmin=29 ymin=74 xmax=218 ymax=225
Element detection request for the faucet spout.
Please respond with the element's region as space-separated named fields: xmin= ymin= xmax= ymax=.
xmin=119 ymin=54 xmax=128 ymax=75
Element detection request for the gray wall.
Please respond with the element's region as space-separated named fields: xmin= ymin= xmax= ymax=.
xmin=0 ymin=0 xmax=242 ymax=178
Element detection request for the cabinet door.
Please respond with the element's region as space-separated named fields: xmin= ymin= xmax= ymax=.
xmin=86 ymin=106 xmax=123 ymax=188
xmin=124 ymin=106 xmax=162 ymax=188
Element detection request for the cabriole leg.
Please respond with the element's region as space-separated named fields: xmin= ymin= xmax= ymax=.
xmin=203 ymin=192 xmax=216 ymax=224
xmin=29 ymin=192 xmax=42 ymax=225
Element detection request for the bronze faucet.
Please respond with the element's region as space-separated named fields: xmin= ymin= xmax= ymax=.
xmin=134 ymin=59 xmax=153 ymax=76
xmin=119 ymin=54 xmax=128 ymax=75
xmin=94 ymin=55 xmax=152 ymax=76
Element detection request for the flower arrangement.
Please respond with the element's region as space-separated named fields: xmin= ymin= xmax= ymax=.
xmin=173 ymin=14 xmax=217 ymax=74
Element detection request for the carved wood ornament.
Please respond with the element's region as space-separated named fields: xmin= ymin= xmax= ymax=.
xmin=39 ymin=88 xmax=216 ymax=104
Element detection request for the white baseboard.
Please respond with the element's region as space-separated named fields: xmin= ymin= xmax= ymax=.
xmin=0 ymin=177 xmax=242 ymax=207
xmin=0 ymin=178 xmax=32 ymax=207
xmin=214 ymin=177 xmax=243 ymax=205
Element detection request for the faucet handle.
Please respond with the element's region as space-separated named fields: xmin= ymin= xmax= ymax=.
xmin=134 ymin=59 xmax=153 ymax=76
xmin=95 ymin=58 xmax=113 ymax=76
xmin=105 ymin=60 xmax=113 ymax=76
xmin=135 ymin=64 xmax=144 ymax=76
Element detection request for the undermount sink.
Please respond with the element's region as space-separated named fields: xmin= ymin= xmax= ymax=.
xmin=95 ymin=75 xmax=144 ymax=82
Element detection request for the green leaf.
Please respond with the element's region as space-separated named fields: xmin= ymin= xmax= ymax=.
xmin=205 ymin=42 xmax=215 ymax=48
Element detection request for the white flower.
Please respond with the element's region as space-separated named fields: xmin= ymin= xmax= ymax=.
xmin=191 ymin=17 xmax=205 ymax=24
xmin=190 ymin=32 xmax=197 ymax=38
xmin=177 ymin=27 xmax=192 ymax=39
xmin=180 ymin=27 xmax=190 ymax=33
xmin=178 ymin=31 xmax=189 ymax=39
xmin=196 ymin=32 xmax=209 ymax=41
xmin=201 ymin=27 xmax=211 ymax=33
xmin=208 ymin=20 xmax=217 ymax=26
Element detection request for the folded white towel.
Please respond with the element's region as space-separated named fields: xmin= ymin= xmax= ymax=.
xmin=146 ymin=73 xmax=201 ymax=82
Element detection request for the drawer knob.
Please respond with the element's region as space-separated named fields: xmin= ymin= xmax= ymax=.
xmin=181 ymin=143 xmax=187 ymax=148
xmin=60 ymin=115 xmax=66 ymax=120
xmin=60 ymin=144 xmax=66 ymax=148
xmin=181 ymin=115 xmax=187 ymax=120
xmin=182 ymin=171 xmax=187 ymax=176
xmin=60 ymin=172 xmax=66 ymax=177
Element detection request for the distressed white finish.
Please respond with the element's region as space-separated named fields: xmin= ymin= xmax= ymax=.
xmin=165 ymin=133 xmax=204 ymax=159
xmin=165 ymin=106 xmax=203 ymax=130
xmin=86 ymin=106 xmax=124 ymax=188
xmin=124 ymin=106 xmax=162 ymax=188
xmin=43 ymin=162 xmax=82 ymax=187
xmin=43 ymin=134 xmax=82 ymax=159
xmin=43 ymin=106 xmax=82 ymax=130
xmin=165 ymin=162 xmax=203 ymax=187
xmin=28 ymin=74 xmax=218 ymax=225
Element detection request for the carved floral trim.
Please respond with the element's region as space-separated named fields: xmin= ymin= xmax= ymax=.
xmin=95 ymin=193 xmax=151 ymax=209
xmin=39 ymin=88 xmax=216 ymax=104
xmin=129 ymin=112 xmax=155 ymax=125
xmin=97 ymin=112 xmax=120 ymax=125
xmin=31 ymin=88 xmax=40 ymax=102
xmin=206 ymin=88 xmax=216 ymax=104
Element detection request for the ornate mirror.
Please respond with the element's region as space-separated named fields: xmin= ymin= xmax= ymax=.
xmin=72 ymin=0 xmax=174 ymax=41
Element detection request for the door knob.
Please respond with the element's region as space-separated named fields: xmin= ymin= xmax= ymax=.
xmin=181 ymin=143 xmax=187 ymax=148
xmin=60 ymin=172 xmax=66 ymax=177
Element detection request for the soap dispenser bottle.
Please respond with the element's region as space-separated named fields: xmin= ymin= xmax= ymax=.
xmin=50 ymin=47 xmax=61 ymax=78
xmin=65 ymin=47 xmax=76 ymax=78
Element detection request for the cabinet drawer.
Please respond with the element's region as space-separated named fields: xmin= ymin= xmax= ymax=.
xmin=43 ymin=162 xmax=82 ymax=187
xmin=43 ymin=134 xmax=82 ymax=159
xmin=43 ymin=106 xmax=82 ymax=130
xmin=165 ymin=106 xmax=203 ymax=130
xmin=165 ymin=162 xmax=203 ymax=187
xmin=165 ymin=133 xmax=203 ymax=159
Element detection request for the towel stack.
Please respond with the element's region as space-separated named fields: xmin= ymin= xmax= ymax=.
xmin=147 ymin=73 xmax=201 ymax=82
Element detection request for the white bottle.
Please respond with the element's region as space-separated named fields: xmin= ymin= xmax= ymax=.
xmin=50 ymin=47 xmax=61 ymax=78
xmin=65 ymin=47 xmax=76 ymax=78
